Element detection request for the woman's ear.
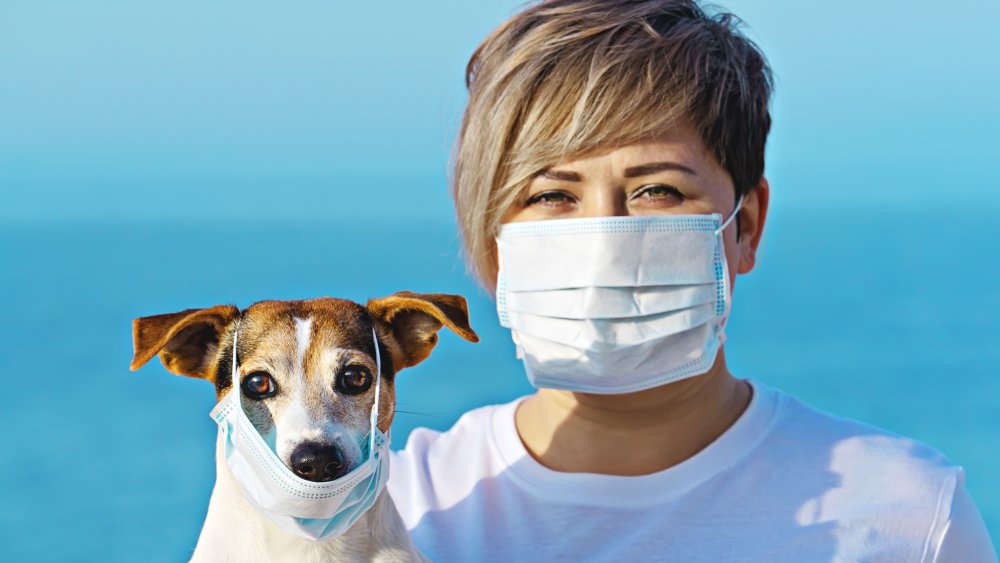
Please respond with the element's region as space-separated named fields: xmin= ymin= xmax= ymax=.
xmin=367 ymin=291 xmax=479 ymax=371
xmin=130 ymin=305 xmax=240 ymax=381
xmin=737 ymin=178 xmax=770 ymax=275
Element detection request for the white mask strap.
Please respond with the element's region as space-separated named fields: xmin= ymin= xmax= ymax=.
xmin=714 ymin=194 xmax=745 ymax=236
xmin=368 ymin=326 xmax=383 ymax=454
xmin=230 ymin=317 xmax=242 ymax=391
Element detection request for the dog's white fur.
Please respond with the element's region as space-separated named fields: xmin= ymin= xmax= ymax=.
xmin=190 ymin=439 xmax=425 ymax=563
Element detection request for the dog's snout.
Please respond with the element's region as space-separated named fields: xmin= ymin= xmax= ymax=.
xmin=290 ymin=442 xmax=347 ymax=482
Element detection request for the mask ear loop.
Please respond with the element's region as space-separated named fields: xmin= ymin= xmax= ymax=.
xmin=367 ymin=326 xmax=383 ymax=456
xmin=714 ymin=194 xmax=745 ymax=237
xmin=231 ymin=317 xmax=242 ymax=394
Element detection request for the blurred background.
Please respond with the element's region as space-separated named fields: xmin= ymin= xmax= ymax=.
xmin=1 ymin=0 xmax=997 ymax=560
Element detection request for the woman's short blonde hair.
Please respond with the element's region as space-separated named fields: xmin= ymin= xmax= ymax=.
xmin=451 ymin=0 xmax=773 ymax=291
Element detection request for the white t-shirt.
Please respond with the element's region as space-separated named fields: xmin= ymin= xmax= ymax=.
xmin=388 ymin=379 xmax=996 ymax=562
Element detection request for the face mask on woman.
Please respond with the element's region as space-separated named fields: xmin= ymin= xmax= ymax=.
xmin=495 ymin=197 xmax=742 ymax=394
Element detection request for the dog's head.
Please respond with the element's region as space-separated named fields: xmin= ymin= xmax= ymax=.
xmin=129 ymin=292 xmax=478 ymax=482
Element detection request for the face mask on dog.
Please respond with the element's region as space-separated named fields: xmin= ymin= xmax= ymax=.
xmin=496 ymin=197 xmax=742 ymax=394
xmin=209 ymin=322 xmax=390 ymax=541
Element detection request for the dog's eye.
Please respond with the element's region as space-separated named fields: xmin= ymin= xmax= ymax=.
xmin=241 ymin=372 xmax=277 ymax=400
xmin=337 ymin=365 xmax=372 ymax=395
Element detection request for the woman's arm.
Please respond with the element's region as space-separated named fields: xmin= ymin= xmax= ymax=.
xmin=933 ymin=476 xmax=997 ymax=563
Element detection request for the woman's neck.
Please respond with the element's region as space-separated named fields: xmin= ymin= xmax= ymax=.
xmin=514 ymin=352 xmax=752 ymax=476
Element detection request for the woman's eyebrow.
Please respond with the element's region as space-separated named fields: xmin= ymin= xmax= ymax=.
xmin=538 ymin=169 xmax=582 ymax=182
xmin=624 ymin=161 xmax=697 ymax=178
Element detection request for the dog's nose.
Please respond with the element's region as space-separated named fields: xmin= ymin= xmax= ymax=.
xmin=289 ymin=442 xmax=347 ymax=482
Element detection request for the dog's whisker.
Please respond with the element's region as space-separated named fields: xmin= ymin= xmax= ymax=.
xmin=358 ymin=410 xmax=431 ymax=444
xmin=394 ymin=409 xmax=434 ymax=417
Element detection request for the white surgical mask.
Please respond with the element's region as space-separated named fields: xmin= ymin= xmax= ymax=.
xmin=209 ymin=322 xmax=390 ymax=541
xmin=496 ymin=198 xmax=742 ymax=394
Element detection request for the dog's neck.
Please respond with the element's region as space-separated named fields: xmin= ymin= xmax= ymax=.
xmin=190 ymin=437 xmax=422 ymax=563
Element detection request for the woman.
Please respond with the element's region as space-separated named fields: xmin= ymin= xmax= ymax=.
xmin=387 ymin=1 xmax=996 ymax=561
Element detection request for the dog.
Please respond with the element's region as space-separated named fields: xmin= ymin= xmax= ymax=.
xmin=129 ymin=291 xmax=479 ymax=562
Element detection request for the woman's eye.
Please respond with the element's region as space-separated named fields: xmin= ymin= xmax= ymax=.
xmin=526 ymin=191 xmax=574 ymax=206
xmin=633 ymin=184 xmax=683 ymax=202
xmin=241 ymin=372 xmax=277 ymax=400
xmin=337 ymin=365 xmax=373 ymax=395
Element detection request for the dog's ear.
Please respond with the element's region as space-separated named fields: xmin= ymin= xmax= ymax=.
xmin=367 ymin=291 xmax=479 ymax=371
xmin=130 ymin=305 xmax=240 ymax=380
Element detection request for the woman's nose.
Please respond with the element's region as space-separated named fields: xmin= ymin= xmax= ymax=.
xmin=579 ymin=189 xmax=628 ymax=217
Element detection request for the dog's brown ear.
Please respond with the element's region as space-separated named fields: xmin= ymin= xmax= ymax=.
xmin=367 ymin=291 xmax=479 ymax=371
xmin=130 ymin=305 xmax=240 ymax=380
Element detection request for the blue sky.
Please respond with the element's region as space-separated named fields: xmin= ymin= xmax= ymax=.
xmin=1 ymin=0 xmax=998 ymax=224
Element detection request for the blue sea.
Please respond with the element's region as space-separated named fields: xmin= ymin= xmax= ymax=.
xmin=1 ymin=206 xmax=997 ymax=561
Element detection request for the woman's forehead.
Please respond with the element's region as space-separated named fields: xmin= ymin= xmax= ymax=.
xmin=537 ymin=135 xmax=734 ymax=199
xmin=543 ymin=123 xmax=721 ymax=176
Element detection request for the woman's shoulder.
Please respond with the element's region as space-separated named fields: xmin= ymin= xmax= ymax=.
xmin=391 ymin=396 xmax=523 ymax=462
xmin=753 ymin=380 xmax=967 ymax=535
xmin=755 ymin=381 xmax=999 ymax=561
xmin=759 ymin=380 xmax=959 ymax=476
xmin=387 ymin=396 xmax=525 ymax=518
